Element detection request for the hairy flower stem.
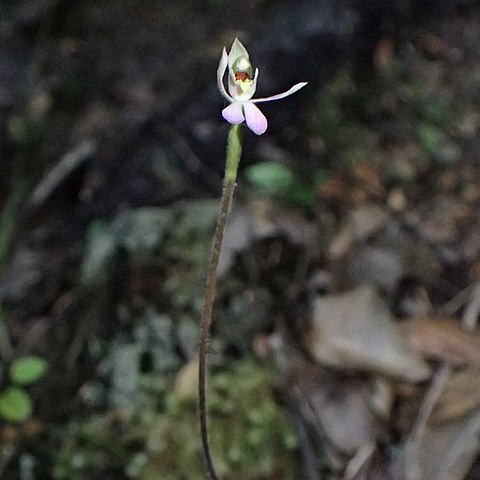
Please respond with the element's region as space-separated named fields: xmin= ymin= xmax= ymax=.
xmin=199 ymin=124 xmax=243 ymax=480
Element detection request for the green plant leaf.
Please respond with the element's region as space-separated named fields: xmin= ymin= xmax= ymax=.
xmin=417 ymin=124 xmax=443 ymax=155
xmin=9 ymin=356 xmax=49 ymax=386
xmin=246 ymin=162 xmax=322 ymax=206
xmin=0 ymin=387 xmax=32 ymax=422
xmin=246 ymin=162 xmax=295 ymax=195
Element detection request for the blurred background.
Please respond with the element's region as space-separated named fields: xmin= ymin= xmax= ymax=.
xmin=1 ymin=0 xmax=480 ymax=478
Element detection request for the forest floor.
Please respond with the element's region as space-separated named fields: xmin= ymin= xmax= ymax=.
xmin=1 ymin=1 xmax=480 ymax=479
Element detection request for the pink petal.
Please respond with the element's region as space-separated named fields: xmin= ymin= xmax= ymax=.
xmin=222 ymin=102 xmax=245 ymax=124
xmin=252 ymin=82 xmax=308 ymax=103
xmin=244 ymin=102 xmax=267 ymax=135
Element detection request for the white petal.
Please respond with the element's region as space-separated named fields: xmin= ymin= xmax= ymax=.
xmin=222 ymin=102 xmax=245 ymax=124
xmin=228 ymin=71 xmax=242 ymax=98
xmin=228 ymin=38 xmax=249 ymax=70
xmin=244 ymin=102 xmax=267 ymax=135
xmin=217 ymin=48 xmax=233 ymax=101
xmin=252 ymin=82 xmax=308 ymax=103
xmin=249 ymin=68 xmax=259 ymax=99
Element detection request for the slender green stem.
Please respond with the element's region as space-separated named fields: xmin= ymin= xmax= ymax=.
xmin=199 ymin=124 xmax=243 ymax=480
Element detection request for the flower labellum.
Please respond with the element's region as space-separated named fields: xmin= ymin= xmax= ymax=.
xmin=217 ymin=38 xmax=307 ymax=135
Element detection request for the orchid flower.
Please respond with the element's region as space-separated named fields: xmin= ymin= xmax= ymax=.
xmin=199 ymin=38 xmax=307 ymax=480
xmin=217 ymin=38 xmax=307 ymax=135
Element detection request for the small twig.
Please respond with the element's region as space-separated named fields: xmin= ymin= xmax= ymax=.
xmin=405 ymin=363 xmax=452 ymax=480
xmin=344 ymin=442 xmax=376 ymax=480
xmin=198 ymin=124 xmax=243 ymax=480
xmin=438 ymin=282 xmax=475 ymax=316
xmin=0 ymin=303 xmax=14 ymax=362
xmin=168 ymin=129 xmax=223 ymax=192
xmin=461 ymin=282 xmax=480 ymax=332
xmin=291 ymin=411 xmax=321 ymax=480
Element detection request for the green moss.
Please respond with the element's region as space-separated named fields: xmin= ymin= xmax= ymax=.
xmin=146 ymin=361 xmax=299 ymax=479
xmin=53 ymin=361 xmax=299 ymax=480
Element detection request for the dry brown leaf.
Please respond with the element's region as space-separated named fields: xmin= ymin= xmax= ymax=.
xmin=347 ymin=246 xmax=403 ymax=293
xmin=373 ymin=37 xmax=395 ymax=70
xmin=419 ymin=33 xmax=447 ymax=58
xmin=430 ymin=368 xmax=480 ymax=425
xmin=353 ymin=163 xmax=385 ymax=198
xmin=328 ymin=204 xmax=389 ymax=260
xmin=268 ymin=334 xmax=382 ymax=470
xmin=401 ymin=317 xmax=480 ymax=367
xmin=318 ymin=176 xmax=349 ymax=202
xmin=305 ymin=286 xmax=430 ymax=382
